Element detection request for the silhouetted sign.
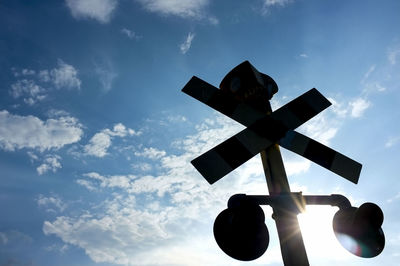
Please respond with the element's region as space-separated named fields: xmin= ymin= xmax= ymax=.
xmin=182 ymin=66 xmax=362 ymax=185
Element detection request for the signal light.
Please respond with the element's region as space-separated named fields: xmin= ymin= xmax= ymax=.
xmin=219 ymin=61 xmax=278 ymax=112
xmin=332 ymin=203 xmax=385 ymax=258
xmin=213 ymin=196 xmax=269 ymax=261
xmin=213 ymin=194 xmax=385 ymax=261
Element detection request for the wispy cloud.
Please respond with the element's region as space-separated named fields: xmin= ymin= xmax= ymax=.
xmin=166 ymin=114 xmax=187 ymax=123
xmin=84 ymin=123 xmax=140 ymax=157
xmin=328 ymin=96 xmax=372 ymax=119
xmin=298 ymin=111 xmax=339 ymax=146
xmin=0 ymin=110 xmax=83 ymax=152
xmin=135 ymin=0 xmax=212 ymax=21
xmin=44 ymin=113 xmax=317 ymax=265
xmin=134 ymin=147 xmax=166 ymax=159
xmin=44 ymin=243 xmax=70 ymax=253
xmin=37 ymin=155 xmax=62 ymax=175
xmin=388 ymin=46 xmax=400 ymax=65
xmin=263 ymin=0 xmax=292 ymax=7
xmin=349 ymin=98 xmax=371 ymax=118
xmin=284 ymin=158 xmax=311 ymax=176
xmin=0 ymin=230 xmax=32 ymax=246
xmin=81 ymin=172 xmax=137 ymax=190
xmin=387 ymin=191 xmax=400 ymax=203
xmin=120 ymin=28 xmax=141 ymax=40
xmin=131 ymin=162 xmax=152 ymax=172
xmin=94 ymin=59 xmax=117 ymax=93
xmin=0 ymin=232 xmax=7 ymax=244
xmin=50 ymin=60 xmax=81 ymax=89
xmin=362 ymin=65 xmax=376 ymax=81
xmin=385 ymin=136 xmax=400 ymax=148
xmin=10 ymin=60 xmax=81 ymax=105
xmin=37 ymin=194 xmax=67 ymax=213
xmin=180 ymin=32 xmax=195 ymax=54
xmin=84 ymin=132 xmax=111 ymax=158
xmin=65 ymin=0 xmax=118 ymax=23
xmin=76 ymin=179 xmax=98 ymax=191
xmin=10 ymin=79 xmax=47 ymax=105
xmin=360 ymin=65 xmax=387 ymax=94
xmin=261 ymin=0 xmax=292 ymax=15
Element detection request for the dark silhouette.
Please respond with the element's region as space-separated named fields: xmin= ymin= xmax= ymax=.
xmin=182 ymin=61 xmax=385 ymax=265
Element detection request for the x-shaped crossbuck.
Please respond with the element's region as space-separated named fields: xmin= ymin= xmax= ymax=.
xmin=182 ymin=77 xmax=362 ymax=185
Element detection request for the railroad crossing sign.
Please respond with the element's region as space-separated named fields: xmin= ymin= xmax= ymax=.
xmin=181 ymin=61 xmax=376 ymax=265
xmin=182 ymin=61 xmax=362 ymax=185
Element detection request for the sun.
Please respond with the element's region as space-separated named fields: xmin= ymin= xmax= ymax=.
xmin=297 ymin=206 xmax=351 ymax=261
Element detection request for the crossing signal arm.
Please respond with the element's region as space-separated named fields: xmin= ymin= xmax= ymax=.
xmin=181 ymin=61 xmax=384 ymax=265
xmin=182 ymin=76 xmax=362 ymax=184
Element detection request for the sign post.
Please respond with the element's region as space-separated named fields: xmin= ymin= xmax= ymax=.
xmin=181 ymin=61 xmax=384 ymax=264
xmin=261 ymin=145 xmax=309 ymax=265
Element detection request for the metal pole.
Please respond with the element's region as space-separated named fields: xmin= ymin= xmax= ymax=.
xmin=261 ymin=144 xmax=309 ymax=266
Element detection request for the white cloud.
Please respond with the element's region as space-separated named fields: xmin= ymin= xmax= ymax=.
xmin=363 ymin=82 xmax=387 ymax=94
xmin=0 ymin=230 xmax=32 ymax=245
xmin=104 ymin=123 xmax=141 ymax=137
xmin=262 ymin=0 xmax=292 ymax=14
xmin=21 ymin=69 xmax=35 ymax=75
xmin=363 ymin=65 xmax=376 ymax=81
xmin=0 ymin=110 xmax=83 ymax=152
xmin=94 ymin=60 xmax=117 ymax=92
xmin=76 ymin=179 xmax=98 ymax=191
xmin=328 ymin=97 xmax=348 ymax=118
xmin=121 ymin=28 xmax=141 ymax=40
xmin=167 ymin=115 xmax=187 ymax=123
xmin=44 ymin=113 xmax=316 ymax=265
xmin=47 ymin=109 xmax=71 ymax=118
xmin=10 ymin=79 xmax=47 ymax=105
xmin=135 ymin=0 xmax=209 ymax=19
xmin=328 ymin=96 xmax=373 ymax=120
xmin=385 ymin=136 xmax=400 ymax=148
xmin=65 ymin=0 xmax=118 ymax=23
xmin=387 ymin=191 xmax=400 ymax=203
xmin=37 ymin=194 xmax=67 ymax=212
xmin=42 ymin=198 xmax=173 ymax=264
xmin=298 ymin=113 xmax=338 ymax=145
xmin=179 ymin=32 xmax=195 ymax=54
xmin=44 ymin=243 xmax=70 ymax=253
xmin=360 ymin=65 xmax=387 ymax=94
xmin=284 ymin=158 xmax=311 ymax=176
xmin=132 ymin=162 xmax=152 ymax=172
xmin=80 ymin=172 xmax=137 ymax=190
xmin=37 ymin=155 xmax=62 ymax=175
xmin=134 ymin=147 xmax=166 ymax=159
xmin=208 ymin=16 xmax=219 ymax=25
xmin=0 ymin=232 xmax=7 ymax=244
xmin=51 ymin=60 xmax=81 ymax=89
xmin=299 ymin=53 xmax=308 ymax=58
xmin=263 ymin=0 xmax=291 ymax=6
xmin=27 ymin=151 xmax=39 ymax=161
xmin=84 ymin=132 xmax=112 ymax=157
xmin=388 ymin=46 xmax=400 ymax=65
xmin=84 ymin=123 xmax=140 ymax=157
xmin=10 ymin=60 xmax=81 ymax=105
xmin=349 ymin=98 xmax=371 ymax=118
xmin=12 ymin=68 xmax=35 ymax=77
xmin=375 ymin=83 xmax=387 ymax=92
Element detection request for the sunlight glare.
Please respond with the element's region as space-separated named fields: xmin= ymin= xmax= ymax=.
xmin=298 ymin=206 xmax=350 ymax=260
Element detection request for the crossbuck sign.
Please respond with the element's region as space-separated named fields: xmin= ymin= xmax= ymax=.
xmin=182 ymin=62 xmax=362 ymax=185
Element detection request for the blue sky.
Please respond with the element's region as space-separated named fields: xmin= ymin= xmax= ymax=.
xmin=1 ymin=0 xmax=400 ymax=265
